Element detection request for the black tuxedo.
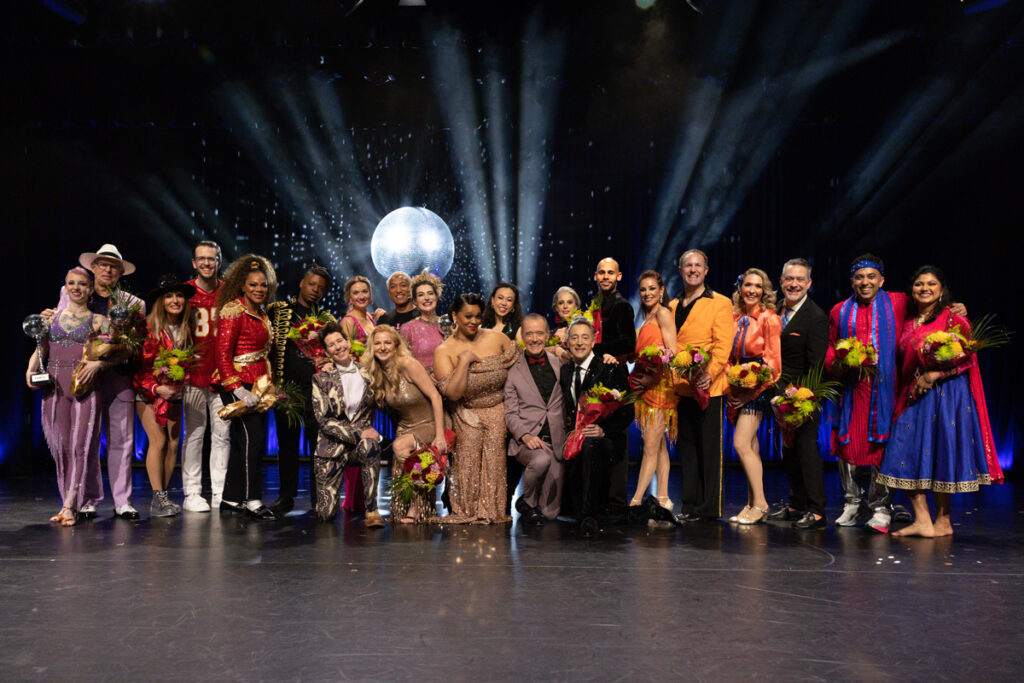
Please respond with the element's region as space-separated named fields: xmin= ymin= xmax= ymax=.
xmin=558 ymin=355 xmax=632 ymax=519
xmin=777 ymin=297 xmax=829 ymax=517
xmin=592 ymin=290 xmax=637 ymax=359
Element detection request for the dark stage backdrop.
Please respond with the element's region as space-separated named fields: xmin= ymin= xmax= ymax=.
xmin=2 ymin=0 xmax=1020 ymax=472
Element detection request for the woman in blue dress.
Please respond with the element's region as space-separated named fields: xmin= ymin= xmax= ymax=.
xmin=877 ymin=266 xmax=1003 ymax=537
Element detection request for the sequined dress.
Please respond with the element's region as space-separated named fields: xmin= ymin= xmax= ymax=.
xmin=40 ymin=313 xmax=103 ymax=509
xmin=384 ymin=373 xmax=442 ymax=523
xmin=634 ymin=319 xmax=679 ymax=440
xmin=438 ymin=344 xmax=518 ymax=523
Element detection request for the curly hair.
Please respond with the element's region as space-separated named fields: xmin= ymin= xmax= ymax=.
xmin=731 ymin=267 xmax=777 ymax=314
xmin=361 ymin=325 xmax=414 ymax=406
xmin=410 ymin=269 xmax=444 ymax=303
xmin=216 ymin=254 xmax=277 ymax=310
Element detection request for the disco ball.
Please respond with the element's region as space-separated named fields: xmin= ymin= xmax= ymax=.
xmin=370 ymin=207 xmax=455 ymax=279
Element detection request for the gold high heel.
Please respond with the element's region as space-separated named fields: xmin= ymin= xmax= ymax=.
xmin=729 ymin=505 xmax=752 ymax=523
xmin=737 ymin=505 xmax=769 ymax=525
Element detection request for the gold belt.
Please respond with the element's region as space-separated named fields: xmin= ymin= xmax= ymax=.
xmin=233 ymin=349 xmax=268 ymax=366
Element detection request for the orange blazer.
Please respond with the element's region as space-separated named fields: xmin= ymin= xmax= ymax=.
xmin=669 ymin=291 xmax=735 ymax=398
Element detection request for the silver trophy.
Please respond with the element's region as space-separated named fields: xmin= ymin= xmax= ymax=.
xmin=23 ymin=314 xmax=53 ymax=387
xmin=108 ymin=303 xmax=131 ymax=327
xmin=438 ymin=313 xmax=454 ymax=339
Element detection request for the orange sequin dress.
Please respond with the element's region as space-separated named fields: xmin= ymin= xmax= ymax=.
xmin=634 ymin=320 xmax=679 ymax=440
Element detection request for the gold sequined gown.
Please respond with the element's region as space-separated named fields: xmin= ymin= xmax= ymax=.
xmin=384 ymin=374 xmax=441 ymax=523
xmin=438 ymin=344 xmax=519 ymax=524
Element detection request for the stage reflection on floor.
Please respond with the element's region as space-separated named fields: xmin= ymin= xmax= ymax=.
xmin=1 ymin=468 xmax=1021 ymax=681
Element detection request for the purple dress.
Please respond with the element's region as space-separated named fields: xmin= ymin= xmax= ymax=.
xmin=40 ymin=313 xmax=103 ymax=509
xmin=400 ymin=318 xmax=444 ymax=371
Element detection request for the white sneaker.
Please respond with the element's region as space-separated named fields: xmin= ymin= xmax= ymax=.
xmin=835 ymin=503 xmax=861 ymax=527
xmin=866 ymin=509 xmax=892 ymax=534
xmin=79 ymin=503 xmax=97 ymax=519
xmin=183 ymin=493 xmax=211 ymax=512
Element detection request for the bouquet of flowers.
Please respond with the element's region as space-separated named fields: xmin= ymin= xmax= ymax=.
xmin=668 ymin=344 xmax=711 ymax=409
xmin=564 ymin=382 xmax=641 ymax=460
xmin=726 ymin=361 xmax=773 ymax=390
xmin=350 ymin=338 xmax=367 ymax=361
xmin=919 ymin=315 xmax=1010 ymax=369
xmin=150 ymin=346 xmax=200 ymax=426
xmin=286 ymin=310 xmax=332 ymax=362
xmin=218 ymin=376 xmax=307 ymax=429
xmin=70 ymin=293 xmax=147 ymax=397
xmin=628 ymin=344 xmax=672 ymax=391
xmin=389 ymin=429 xmax=456 ymax=504
xmin=725 ymin=361 xmax=774 ymax=422
xmin=770 ymin=365 xmax=840 ymax=447
xmin=833 ymin=337 xmax=879 ymax=379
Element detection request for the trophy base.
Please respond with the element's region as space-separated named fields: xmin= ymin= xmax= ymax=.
xmin=30 ymin=373 xmax=53 ymax=387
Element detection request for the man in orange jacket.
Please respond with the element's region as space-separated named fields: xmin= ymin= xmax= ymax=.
xmin=668 ymin=249 xmax=735 ymax=521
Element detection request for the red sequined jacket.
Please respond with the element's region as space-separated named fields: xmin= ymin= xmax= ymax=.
xmin=215 ymin=297 xmax=273 ymax=392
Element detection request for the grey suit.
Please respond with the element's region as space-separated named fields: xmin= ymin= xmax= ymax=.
xmin=504 ymin=351 xmax=566 ymax=520
xmin=311 ymin=368 xmax=381 ymax=521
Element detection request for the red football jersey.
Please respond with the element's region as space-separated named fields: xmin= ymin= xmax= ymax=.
xmin=187 ymin=278 xmax=223 ymax=388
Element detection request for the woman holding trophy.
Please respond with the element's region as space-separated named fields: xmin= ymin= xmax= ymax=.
xmin=25 ymin=266 xmax=108 ymax=526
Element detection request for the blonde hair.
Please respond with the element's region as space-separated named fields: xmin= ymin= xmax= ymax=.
xmin=361 ymin=325 xmax=414 ymax=405
xmin=344 ymin=275 xmax=373 ymax=308
xmin=147 ymin=293 xmax=194 ymax=349
xmin=410 ymin=270 xmax=444 ymax=301
xmin=731 ymin=267 xmax=777 ymax=314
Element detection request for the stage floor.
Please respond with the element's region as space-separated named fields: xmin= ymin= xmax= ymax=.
xmin=1 ymin=468 xmax=1021 ymax=681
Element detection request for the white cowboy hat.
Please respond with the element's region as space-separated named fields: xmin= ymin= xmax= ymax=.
xmin=79 ymin=243 xmax=136 ymax=275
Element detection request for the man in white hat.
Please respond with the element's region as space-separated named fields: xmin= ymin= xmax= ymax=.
xmin=45 ymin=243 xmax=146 ymax=519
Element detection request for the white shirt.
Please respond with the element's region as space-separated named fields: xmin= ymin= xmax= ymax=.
xmin=334 ymin=362 xmax=365 ymax=421
xmin=782 ymin=295 xmax=808 ymax=326
xmin=571 ymin=351 xmax=596 ymax=403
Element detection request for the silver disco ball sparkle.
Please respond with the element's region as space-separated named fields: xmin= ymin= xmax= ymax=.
xmin=370 ymin=207 xmax=455 ymax=279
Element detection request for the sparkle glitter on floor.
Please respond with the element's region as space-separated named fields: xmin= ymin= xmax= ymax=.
xmin=1 ymin=468 xmax=1021 ymax=681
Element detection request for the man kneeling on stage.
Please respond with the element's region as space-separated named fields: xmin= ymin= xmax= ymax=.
xmin=558 ymin=317 xmax=633 ymax=536
xmin=311 ymin=322 xmax=384 ymax=526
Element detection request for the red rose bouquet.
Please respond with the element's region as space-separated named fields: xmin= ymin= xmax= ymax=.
xmin=563 ymin=382 xmax=640 ymax=461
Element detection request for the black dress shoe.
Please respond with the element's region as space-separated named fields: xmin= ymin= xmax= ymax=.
xmin=767 ymin=506 xmax=804 ymax=521
xmin=268 ymin=497 xmax=294 ymax=516
xmin=580 ymin=517 xmax=599 ymax=537
xmin=514 ymin=497 xmax=531 ymax=516
xmin=676 ymin=511 xmax=702 ymax=523
xmin=219 ymin=500 xmax=243 ymax=513
xmin=244 ymin=505 xmax=277 ymax=521
xmin=793 ymin=511 xmax=827 ymax=530
xmin=524 ymin=506 xmax=545 ymax=525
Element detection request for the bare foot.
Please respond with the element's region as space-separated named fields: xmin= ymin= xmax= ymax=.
xmin=892 ymin=520 xmax=936 ymax=537
xmin=931 ymin=520 xmax=954 ymax=537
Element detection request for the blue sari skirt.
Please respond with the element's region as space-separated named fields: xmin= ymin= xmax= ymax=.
xmin=877 ymin=374 xmax=993 ymax=493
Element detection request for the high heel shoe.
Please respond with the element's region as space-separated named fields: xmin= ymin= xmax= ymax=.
xmin=657 ymin=497 xmax=674 ymax=513
xmin=729 ymin=505 xmax=752 ymax=523
xmin=737 ymin=506 xmax=769 ymax=525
